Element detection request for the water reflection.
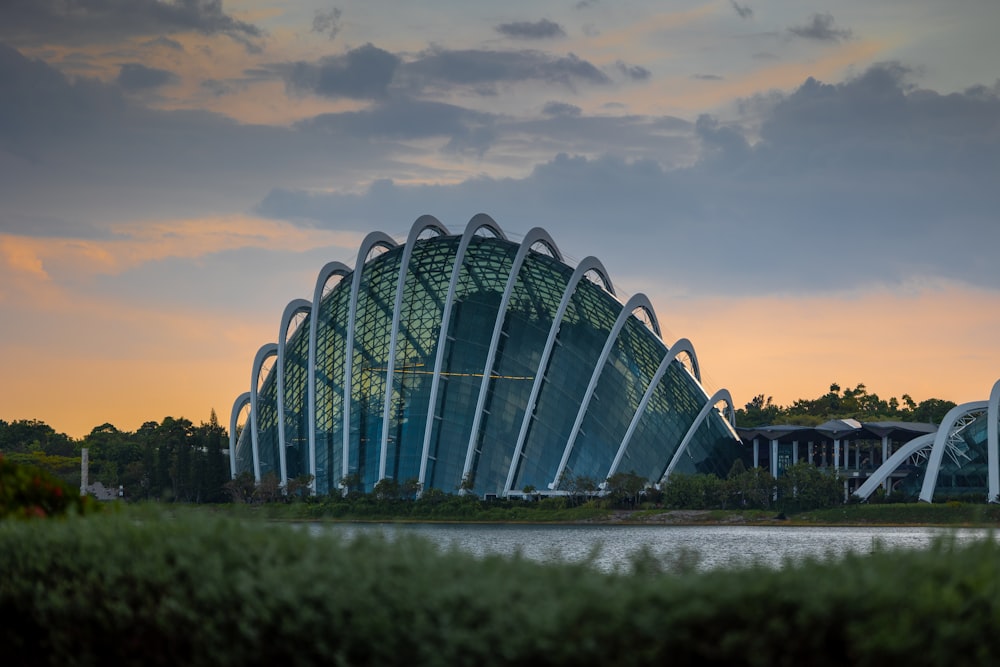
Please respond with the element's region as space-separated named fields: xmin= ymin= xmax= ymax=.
xmin=308 ymin=523 xmax=997 ymax=572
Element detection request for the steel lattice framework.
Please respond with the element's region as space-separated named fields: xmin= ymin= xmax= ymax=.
xmin=230 ymin=215 xmax=741 ymax=497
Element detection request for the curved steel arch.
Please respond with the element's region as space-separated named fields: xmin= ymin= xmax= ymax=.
xmin=341 ymin=231 xmax=397 ymax=484
xmin=605 ymin=338 xmax=699 ymax=481
xmin=659 ymin=388 xmax=735 ymax=485
xmin=418 ymin=215 xmax=507 ymax=487
xmin=229 ymin=391 xmax=251 ymax=478
xmin=854 ymin=432 xmax=936 ymax=500
xmin=550 ymin=292 xmax=660 ymax=490
xmin=307 ymin=261 xmax=351 ymax=489
xmin=989 ymin=380 xmax=1000 ymax=502
xmin=918 ymin=400 xmax=989 ymax=502
xmin=250 ymin=342 xmax=278 ymax=482
xmin=631 ymin=303 xmax=662 ymax=339
xmin=276 ymin=298 xmax=312 ymax=488
xmin=378 ymin=215 xmax=450 ymax=481
xmin=502 ymin=255 xmax=614 ymax=495
xmin=461 ymin=227 xmax=563 ymax=486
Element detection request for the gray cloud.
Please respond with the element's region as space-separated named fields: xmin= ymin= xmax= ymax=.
xmin=116 ymin=63 xmax=178 ymax=90
xmin=495 ymin=19 xmax=566 ymax=40
xmin=575 ymin=0 xmax=599 ymax=9
xmin=730 ymin=1 xmax=753 ymax=20
xmin=284 ymin=43 xmax=400 ymax=99
xmin=616 ymin=61 xmax=651 ymax=81
xmin=399 ymin=47 xmax=610 ymax=93
xmin=789 ymin=13 xmax=852 ymax=42
xmin=693 ymin=74 xmax=724 ymax=81
xmin=0 ymin=0 xmax=262 ymax=48
xmin=143 ymin=36 xmax=185 ymax=51
xmin=297 ymin=98 xmax=496 ymax=147
xmin=312 ymin=7 xmax=342 ymax=40
xmin=542 ymin=101 xmax=582 ymax=117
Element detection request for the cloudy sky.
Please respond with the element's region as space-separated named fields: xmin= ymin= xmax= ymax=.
xmin=2 ymin=0 xmax=998 ymax=438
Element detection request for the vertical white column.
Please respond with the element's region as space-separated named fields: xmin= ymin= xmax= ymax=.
xmin=770 ymin=439 xmax=778 ymax=478
xmin=753 ymin=438 xmax=759 ymax=468
xmin=833 ymin=439 xmax=840 ymax=470
xmin=792 ymin=441 xmax=799 ymax=465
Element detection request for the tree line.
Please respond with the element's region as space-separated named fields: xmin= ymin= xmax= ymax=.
xmin=736 ymin=382 xmax=957 ymax=427
xmin=0 ymin=381 xmax=959 ymax=506
xmin=0 ymin=412 xmax=229 ymax=502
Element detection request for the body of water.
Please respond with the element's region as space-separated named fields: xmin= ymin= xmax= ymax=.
xmin=309 ymin=522 xmax=997 ymax=572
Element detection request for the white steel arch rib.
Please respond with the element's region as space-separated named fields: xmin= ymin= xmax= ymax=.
xmin=276 ymin=298 xmax=312 ymax=489
xmin=605 ymin=338 xmax=699 ymax=481
xmin=989 ymin=380 xmax=1000 ymax=502
xmin=307 ymin=261 xmax=351 ymax=490
xmin=250 ymin=343 xmax=278 ymax=482
xmin=229 ymin=391 xmax=251 ymax=478
xmin=659 ymin=389 xmax=735 ymax=485
xmin=854 ymin=432 xmax=936 ymax=500
xmin=378 ymin=215 xmax=449 ymax=481
xmin=919 ymin=400 xmax=989 ymax=502
xmin=461 ymin=228 xmax=563 ymax=487
xmin=418 ymin=214 xmax=507 ymax=488
xmin=550 ymin=293 xmax=658 ymax=490
xmin=503 ymin=256 xmax=615 ymax=495
xmin=342 ymin=232 xmax=397 ymax=486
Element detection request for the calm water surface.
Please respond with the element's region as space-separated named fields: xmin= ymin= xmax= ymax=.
xmin=309 ymin=522 xmax=998 ymax=572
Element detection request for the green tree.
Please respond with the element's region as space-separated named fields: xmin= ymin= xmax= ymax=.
xmin=776 ymin=462 xmax=842 ymax=512
xmin=604 ymin=471 xmax=647 ymax=508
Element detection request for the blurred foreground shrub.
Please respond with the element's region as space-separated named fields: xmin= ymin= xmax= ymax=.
xmin=2 ymin=511 xmax=1000 ymax=666
xmin=0 ymin=454 xmax=97 ymax=519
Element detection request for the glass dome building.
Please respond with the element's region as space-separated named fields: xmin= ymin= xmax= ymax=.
xmin=229 ymin=214 xmax=742 ymax=497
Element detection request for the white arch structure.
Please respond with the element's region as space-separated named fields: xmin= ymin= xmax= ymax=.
xmin=229 ymin=392 xmax=251 ymax=478
xmin=306 ymin=261 xmax=351 ymax=488
xmin=276 ymin=298 xmax=312 ymax=488
xmin=249 ymin=342 xmax=278 ymax=482
xmin=550 ymin=292 xmax=661 ymax=490
xmin=231 ymin=215 xmax=741 ymax=497
xmin=919 ymin=400 xmax=990 ymax=502
xmin=341 ymin=231 xmax=397 ymax=483
xmin=461 ymin=227 xmax=563 ymax=485
xmin=606 ymin=338 xmax=700 ymax=481
xmin=502 ymin=256 xmax=615 ymax=495
xmin=418 ymin=214 xmax=507 ymax=488
xmin=853 ymin=432 xmax=936 ymax=500
xmin=988 ymin=379 xmax=1000 ymax=502
xmin=659 ymin=389 xmax=736 ymax=485
xmin=378 ymin=216 xmax=450 ymax=481
xmin=854 ymin=381 xmax=1000 ymax=502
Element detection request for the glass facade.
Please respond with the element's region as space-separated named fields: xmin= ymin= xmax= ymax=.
xmin=233 ymin=218 xmax=743 ymax=496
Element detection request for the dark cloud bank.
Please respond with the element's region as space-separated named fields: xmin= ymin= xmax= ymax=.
xmin=259 ymin=64 xmax=1000 ymax=294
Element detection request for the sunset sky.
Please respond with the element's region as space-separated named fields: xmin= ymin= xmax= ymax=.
xmin=1 ymin=0 xmax=998 ymax=439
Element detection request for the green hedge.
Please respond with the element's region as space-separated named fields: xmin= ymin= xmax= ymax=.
xmin=2 ymin=512 xmax=1000 ymax=666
